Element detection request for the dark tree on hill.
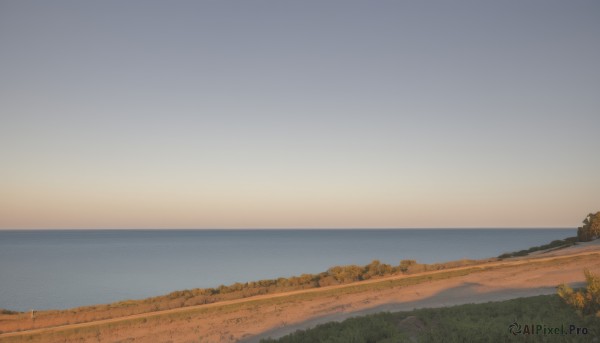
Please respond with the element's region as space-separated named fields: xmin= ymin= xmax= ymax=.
xmin=577 ymin=211 xmax=600 ymax=242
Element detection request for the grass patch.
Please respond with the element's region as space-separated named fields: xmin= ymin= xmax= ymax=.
xmin=261 ymin=294 xmax=599 ymax=342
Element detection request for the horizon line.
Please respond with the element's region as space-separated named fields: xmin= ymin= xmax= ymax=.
xmin=0 ymin=227 xmax=576 ymax=231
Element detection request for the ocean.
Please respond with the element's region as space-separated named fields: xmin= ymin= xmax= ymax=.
xmin=0 ymin=228 xmax=574 ymax=311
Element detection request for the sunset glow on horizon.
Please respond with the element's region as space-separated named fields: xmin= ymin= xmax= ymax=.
xmin=1 ymin=1 xmax=599 ymax=229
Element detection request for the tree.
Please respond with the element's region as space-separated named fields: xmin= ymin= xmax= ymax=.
xmin=577 ymin=211 xmax=600 ymax=242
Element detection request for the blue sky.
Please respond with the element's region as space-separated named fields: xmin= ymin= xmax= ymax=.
xmin=1 ymin=1 xmax=599 ymax=228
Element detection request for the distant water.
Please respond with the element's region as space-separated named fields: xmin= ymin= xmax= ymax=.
xmin=0 ymin=229 xmax=574 ymax=311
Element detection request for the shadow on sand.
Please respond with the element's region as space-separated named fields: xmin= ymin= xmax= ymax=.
xmin=241 ymin=281 xmax=584 ymax=343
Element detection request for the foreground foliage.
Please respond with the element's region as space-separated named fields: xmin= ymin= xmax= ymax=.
xmin=558 ymin=269 xmax=600 ymax=317
xmin=260 ymin=295 xmax=599 ymax=343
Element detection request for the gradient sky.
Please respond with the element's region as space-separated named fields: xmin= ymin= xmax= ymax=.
xmin=1 ymin=1 xmax=599 ymax=229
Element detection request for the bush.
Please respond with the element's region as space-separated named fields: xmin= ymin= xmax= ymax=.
xmin=398 ymin=259 xmax=416 ymax=272
xmin=558 ymin=269 xmax=600 ymax=317
xmin=0 ymin=309 xmax=19 ymax=315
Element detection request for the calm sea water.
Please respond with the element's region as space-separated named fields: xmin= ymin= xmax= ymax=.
xmin=0 ymin=229 xmax=574 ymax=311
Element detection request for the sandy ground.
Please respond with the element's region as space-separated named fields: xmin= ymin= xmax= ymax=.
xmin=1 ymin=240 xmax=599 ymax=343
xmin=246 ymin=244 xmax=600 ymax=342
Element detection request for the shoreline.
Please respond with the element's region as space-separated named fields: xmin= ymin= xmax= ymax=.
xmin=0 ymin=228 xmax=575 ymax=313
xmin=1 ymin=240 xmax=599 ymax=342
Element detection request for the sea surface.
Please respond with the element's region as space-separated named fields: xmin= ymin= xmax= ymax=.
xmin=0 ymin=228 xmax=574 ymax=311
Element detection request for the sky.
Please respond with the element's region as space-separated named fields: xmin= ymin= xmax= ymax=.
xmin=1 ymin=1 xmax=599 ymax=229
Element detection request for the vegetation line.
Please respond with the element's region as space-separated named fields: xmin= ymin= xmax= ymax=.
xmin=498 ymin=236 xmax=577 ymax=259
